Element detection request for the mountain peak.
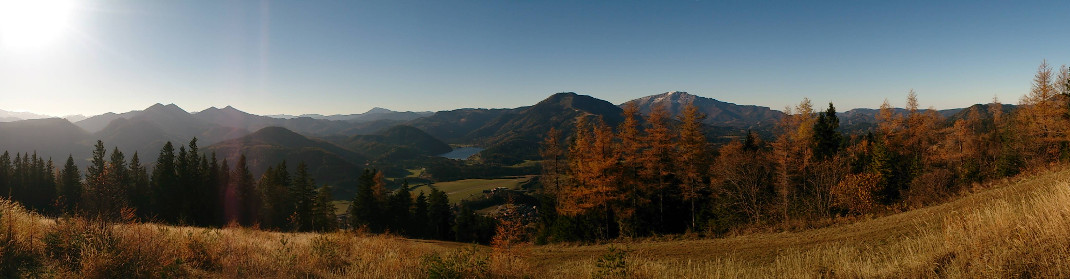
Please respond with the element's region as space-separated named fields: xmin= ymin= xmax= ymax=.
xmin=220 ymin=105 xmax=247 ymax=114
xmin=144 ymin=103 xmax=187 ymax=114
xmin=622 ymin=92 xmax=782 ymax=126
xmin=365 ymin=107 xmax=395 ymax=114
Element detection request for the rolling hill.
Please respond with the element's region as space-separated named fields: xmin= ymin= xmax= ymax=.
xmin=0 ymin=118 xmax=92 ymax=163
xmin=334 ymin=125 xmax=453 ymax=161
xmin=204 ymin=126 xmax=368 ymax=198
xmin=406 ymin=107 xmax=519 ymax=144
xmin=406 ymin=92 xmax=626 ymax=164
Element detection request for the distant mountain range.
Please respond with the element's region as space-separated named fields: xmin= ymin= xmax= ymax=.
xmin=0 ymin=109 xmax=52 ymax=122
xmin=0 ymin=91 xmax=1016 ymax=198
xmin=265 ymin=107 xmax=433 ymax=122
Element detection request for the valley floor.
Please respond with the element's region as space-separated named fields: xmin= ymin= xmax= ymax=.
xmin=4 ymin=167 xmax=1070 ymax=278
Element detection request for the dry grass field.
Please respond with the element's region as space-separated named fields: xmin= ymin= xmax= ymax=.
xmin=529 ymin=166 xmax=1070 ymax=278
xmin=411 ymin=176 xmax=534 ymax=204
xmin=2 ymin=167 xmax=1070 ymax=278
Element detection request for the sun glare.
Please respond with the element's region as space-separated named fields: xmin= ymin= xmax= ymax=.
xmin=0 ymin=0 xmax=78 ymax=50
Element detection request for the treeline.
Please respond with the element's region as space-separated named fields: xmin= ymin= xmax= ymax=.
xmin=347 ymin=170 xmax=498 ymax=243
xmin=0 ymin=139 xmax=506 ymax=243
xmin=537 ymin=61 xmax=1070 ymax=242
xmin=0 ymin=138 xmax=337 ymax=231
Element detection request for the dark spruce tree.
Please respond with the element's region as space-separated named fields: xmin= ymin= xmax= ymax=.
xmin=259 ymin=162 xmax=293 ymax=230
xmin=232 ymin=155 xmax=258 ymax=226
xmin=58 ymin=155 xmax=81 ymax=213
xmin=152 ymin=142 xmax=180 ymax=223
xmin=386 ymin=180 xmax=413 ymax=235
xmin=312 ymin=185 xmax=338 ymax=232
xmin=216 ymin=156 xmax=230 ymax=227
xmin=291 ymin=162 xmax=317 ymax=231
xmin=411 ymin=192 xmax=430 ymax=238
xmin=0 ymin=152 xmax=9 ymax=198
xmin=427 ymin=185 xmax=452 ymax=240
xmin=349 ymin=169 xmax=381 ymax=232
xmin=128 ymin=152 xmax=150 ymax=218
xmin=812 ymin=102 xmax=843 ymax=160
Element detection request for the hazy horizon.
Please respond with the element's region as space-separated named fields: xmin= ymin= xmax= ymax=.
xmin=2 ymin=1 xmax=1067 ymax=116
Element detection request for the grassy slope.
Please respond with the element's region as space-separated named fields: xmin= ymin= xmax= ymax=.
xmin=3 ymin=168 xmax=1070 ymax=277
xmin=529 ymin=167 xmax=1070 ymax=278
xmin=411 ymin=176 xmax=534 ymax=204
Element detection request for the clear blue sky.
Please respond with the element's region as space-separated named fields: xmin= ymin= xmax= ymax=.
xmin=1 ymin=0 xmax=1067 ymax=116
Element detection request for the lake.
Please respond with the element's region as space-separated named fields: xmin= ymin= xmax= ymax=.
xmin=438 ymin=147 xmax=484 ymax=160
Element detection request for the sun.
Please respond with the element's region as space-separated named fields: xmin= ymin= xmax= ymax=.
xmin=0 ymin=0 xmax=79 ymax=50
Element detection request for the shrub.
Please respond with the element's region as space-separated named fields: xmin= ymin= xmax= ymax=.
xmin=422 ymin=246 xmax=489 ymax=279
xmin=831 ymin=173 xmax=882 ymax=214
xmin=593 ymin=247 xmax=627 ymax=279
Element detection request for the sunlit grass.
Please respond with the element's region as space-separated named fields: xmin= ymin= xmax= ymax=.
xmin=3 ymin=168 xmax=1070 ymax=277
xmin=411 ymin=176 xmax=534 ymax=204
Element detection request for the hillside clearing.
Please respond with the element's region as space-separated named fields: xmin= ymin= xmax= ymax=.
xmin=411 ymin=176 xmax=534 ymax=204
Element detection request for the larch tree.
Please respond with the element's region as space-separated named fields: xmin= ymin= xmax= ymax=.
xmin=615 ymin=102 xmax=646 ymax=236
xmin=539 ymin=127 xmax=565 ymax=196
xmin=1016 ymin=61 xmax=1066 ymax=165
xmin=771 ymin=98 xmax=815 ymax=223
xmin=639 ymin=104 xmax=675 ymax=229
xmin=676 ymin=102 xmax=709 ymax=229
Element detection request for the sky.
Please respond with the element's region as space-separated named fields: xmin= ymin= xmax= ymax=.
xmin=0 ymin=0 xmax=1067 ymax=117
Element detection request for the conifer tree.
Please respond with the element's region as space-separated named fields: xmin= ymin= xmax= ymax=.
xmin=349 ymin=169 xmax=381 ymax=232
xmin=0 ymin=151 xmax=9 ymax=198
xmin=412 ymin=192 xmax=430 ymax=238
xmin=103 ymin=147 xmax=129 ymax=218
xmin=812 ymin=102 xmax=843 ymax=160
xmin=676 ymin=102 xmax=709 ymax=229
xmin=312 ymin=185 xmax=337 ymax=231
xmin=640 ymin=104 xmax=675 ymax=230
xmin=386 ymin=180 xmax=413 ymax=234
xmin=232 ymin=155 xmax=258 ymax=226
xmin=128 ymin=152 xmax=150 ymax=218
xmin=453 ymin=205 xmax=478 ymax=243
xmin=291 ymin=162 xmax=317 ymax=231
xmin=84 ymin=141 xmax=110 ymax=218
xmin=539 ymin=127 xmax=565 ymax=195
xmin=216 ymin=157 xmax=230 ymax=226
xmin=152 ymin=142 xmax=180 ymax=223
xmin=259 ymin=162 xmax=293 ymax=230
xmin=428 ymin=185 xmax=453 ymax=240
xmin=58 ymin=155 xmax=81 ymax=213
xmin=615 ymin=102 xmax=645 ymax=236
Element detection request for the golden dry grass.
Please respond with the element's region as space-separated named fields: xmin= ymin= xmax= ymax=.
xmin=529 ymin=167 xmax=1070 ymax=278
xmin=2 ymin=167 xmax=1070 ymax=278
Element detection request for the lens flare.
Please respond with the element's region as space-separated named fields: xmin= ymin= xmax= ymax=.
xmin=0 ymin=0 xmax=79 ymax=50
